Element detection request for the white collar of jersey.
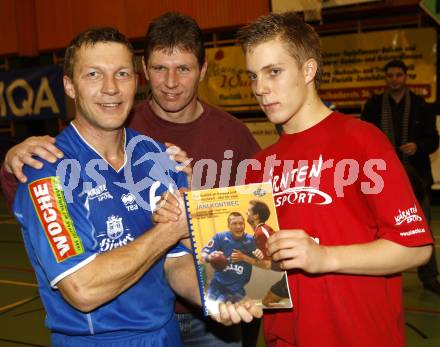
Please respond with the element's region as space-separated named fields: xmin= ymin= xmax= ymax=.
xmin=70 ymin=122 xmax=127 ymax=173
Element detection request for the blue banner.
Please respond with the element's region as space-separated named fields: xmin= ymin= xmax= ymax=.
xmin=0 ymin=65 xmax=65 ymax=120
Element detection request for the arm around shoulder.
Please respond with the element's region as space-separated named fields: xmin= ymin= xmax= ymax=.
xmin=3 ymin=135 xmax=63 ymax=184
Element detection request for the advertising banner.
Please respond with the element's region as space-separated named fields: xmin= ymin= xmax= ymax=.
xmin=198 ymin=28 xmax=437 ymax=110
xmin=198 ymin=46 xmax=259 ymax=112
xmin=0 ymin=65 xmax=65 ymax=120
xmin=320 ymin=28 xmax=437 ymax=106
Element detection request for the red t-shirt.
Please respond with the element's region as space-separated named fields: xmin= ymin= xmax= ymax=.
xmin=246 ymin=112 xmax=433 ymax=347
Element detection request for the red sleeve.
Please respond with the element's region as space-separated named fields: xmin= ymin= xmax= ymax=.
xmin=254 ymin=228 xmax=266 ymax=248
xmin=0 ymin=163 xmax=18 ymax=212
xmin=359 ymin=124 xmax=433 ymax=247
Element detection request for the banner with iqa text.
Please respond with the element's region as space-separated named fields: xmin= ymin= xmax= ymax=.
xmin=0 ymin=65 xmax=65 ymax=120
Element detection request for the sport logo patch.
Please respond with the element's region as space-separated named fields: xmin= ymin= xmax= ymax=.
xmin=394 ymin=204 xmax=423 ymax=226
xmin=121 ymin=193 xmax=139 ymax=211
xmin=29 ymin=177 xmax=84 ymax=262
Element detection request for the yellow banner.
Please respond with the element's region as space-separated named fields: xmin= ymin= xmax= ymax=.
xmin=199 ymin=28 xmax=436 ymax=110
xmin=320 ymin=28 xmax=437 ymax=106
xmin=198 ymin=46 xmax=259 ymax=111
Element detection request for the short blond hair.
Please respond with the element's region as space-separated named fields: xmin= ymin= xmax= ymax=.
xmin=238 ymin=11 xmax=322 ymax=88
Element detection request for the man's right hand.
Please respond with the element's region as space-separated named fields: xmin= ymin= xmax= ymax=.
xmin=208 ymin=251 xmax=225 ymax=262
xmin=152 ymin=190 xmax=189 ymax=239
xmin=213 ymin=297 xmax=263 ymax=325
xmin=4 ymin=136 xmax=64 ymax=183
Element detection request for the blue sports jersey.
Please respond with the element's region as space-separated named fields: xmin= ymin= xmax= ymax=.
xmin=203 ymin=232 xmax=256 ymax=292
xmin=14 ymin=124 xmax=188 ymax=336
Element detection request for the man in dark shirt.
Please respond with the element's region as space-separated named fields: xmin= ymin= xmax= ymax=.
xmin=362 ymin=60 xmax=440 ymax=295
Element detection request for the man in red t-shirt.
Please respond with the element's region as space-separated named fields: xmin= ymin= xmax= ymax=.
xmin=231 ymin=200 xmax=276 ymax=269
xmin=237 ymin=11 xmax=434 ymax=347
xmin=247 ymin=199 xmax=275 ymax=259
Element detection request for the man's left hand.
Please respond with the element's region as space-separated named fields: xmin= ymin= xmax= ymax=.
xmin=212 ymin=297 xmax=262 ymax=325
xmin=400 ymin=142 xmax=417 ymax=156
xmin=152 ymin=190 xmax=184 ymax=224
xmin=231 ymin=249 xmax=245 ymax=262
xmin=267 ymin=229 xmax=331 ymax=273
xmin=252 ymin=248 xmax=264 ymax=260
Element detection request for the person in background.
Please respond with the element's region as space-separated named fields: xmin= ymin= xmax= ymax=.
xmin=362 ymin=59 xmax=440 ymax=295
xmin=0 ymin=12 xmax=261 ymax=347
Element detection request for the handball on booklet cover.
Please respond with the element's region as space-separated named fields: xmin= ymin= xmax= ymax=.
xmin=209 ymin=253 xmax=228 ymax=271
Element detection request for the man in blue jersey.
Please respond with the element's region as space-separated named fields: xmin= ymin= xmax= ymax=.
xmin=202 ymin=212 xmax=257 ymax=306
xmin=1 ymin=12 xmax=262 ymax=347
xmin=13 ymin=27 xmax=261 ymax=346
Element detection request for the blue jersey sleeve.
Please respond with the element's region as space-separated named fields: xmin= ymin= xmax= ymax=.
xmin=14 ymin=162 xmax=98 ymax=288
xmin=202 ymin=233 xmax=221 ymax=255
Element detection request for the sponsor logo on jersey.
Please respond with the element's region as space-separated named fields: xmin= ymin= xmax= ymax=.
xmin=274 ymin=186 xmax=332 ymax=207
xmin=271 ymin=156 xmax=332 ymax=207
xmin=86 ymin=184 xmax=113 ymax=201
xmin=106 ymin=215 xmax=124 ymax=240
xmin=98 ymin=215 xmax=134 ymax=252
xmin=121 ymin=193 xmax=139 ymax=211
xmin=29 ymin=177 xmax=84 ymax=262
xmin=400 ymin=228 xmax=426 ymax=237
xmin=394 ymin=205 xmax=423 ymax=225
xmin=224 ymin=263 xmax=244 ymax=275
xmin=269 ymin=155 xmax=386 ymax=207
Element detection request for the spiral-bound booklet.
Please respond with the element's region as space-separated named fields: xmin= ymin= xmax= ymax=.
xmin=184 ymin=182 xmax=292 ymax=316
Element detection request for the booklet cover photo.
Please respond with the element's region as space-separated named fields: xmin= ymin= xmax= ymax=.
xmin=184 ymin=182 xmax=292 ymax=316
